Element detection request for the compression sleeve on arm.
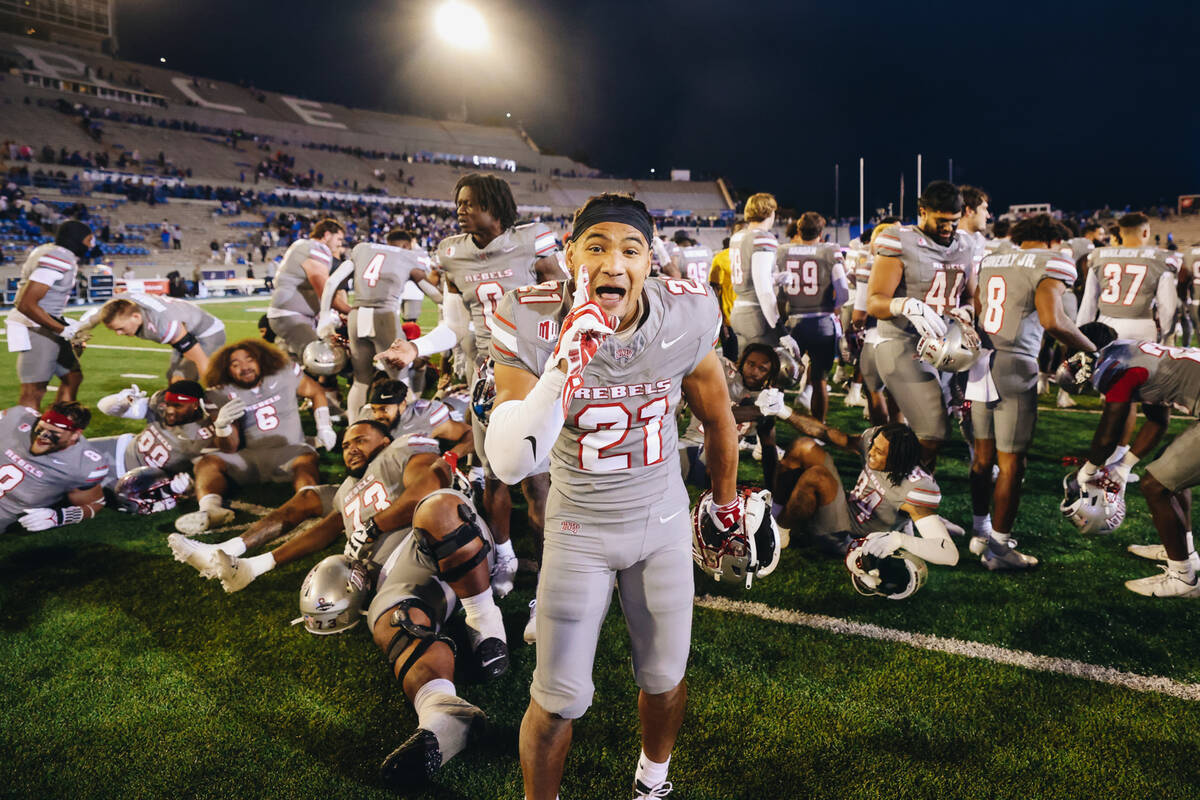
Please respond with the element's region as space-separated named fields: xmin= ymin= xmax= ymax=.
xmin=895 ymin=515 xmax=959 ymax=566
xmin=484 ymin=369 xmax=568 ymax=485
xmin=854 ymin=276 xmax=870 ymax=312
xmin=417 ymin=279 xmax=443 ymax=303
xmin=750 ymin=250 xmax=780 ymax=327
xmin=319 ymin=259 xmax=355 ymax=316
xmin=1155 ymin=272 xmax=1178 ymax=333
xmin=1075 ymin=269 xmax=1099 ymax=325
xmin=412 ymin=293 xmax=468 ymax=357
xmin=831 ymin=263 xmax=849 ymax=308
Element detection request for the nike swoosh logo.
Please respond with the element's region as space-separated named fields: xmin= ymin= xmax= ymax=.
xmin=525 ymin=436 xmax=537 ymax=459
xmin=659 ymin=510 xmax=684 ymax=524
xmin=661 ymin=334 xmax=686 ymax=349
xmin=481 ymin=654 xmax=507 ymax=667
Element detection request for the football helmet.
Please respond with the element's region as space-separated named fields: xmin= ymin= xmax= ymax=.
xmin=295 ymin=554 xmax=371 ymax=635
xmin=112 ymin=467 xmax=179 ymax=515
xmin=916 ymin=316 xmax=982 ymax=373
xmin=774 ymin=347 xmax=804 ymax=390
xmin=1054 ymin=351 xmax=1098 ymax=395
xmin=1060 ymin=472 xmax=1126 ymax=535
xmin=844 ymin=536 xmax=928 ymax=599
xmin=471 ymin=360 xmax=497 ymax=425
xmin=302 ymin=338 xmax=349 ymax=376
xmin=691 ymin=487 xmax=780 ymax=589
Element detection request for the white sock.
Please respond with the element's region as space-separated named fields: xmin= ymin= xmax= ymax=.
xmin=635 ymin=749 xmax=670 ymax=789
xmin=973 ymin=514 xmax=992 ymax=536
xmin=413 ymin=678 xmax=457 ymax=724
xmin=412 ymin=680 xmax=476 ymax=762
xmin=243 ymin=552 xmax=276 ymax=578
xmin=494 ymin=538 xmax=516 ymax=562
xmin=459 ymin=589 xmax=505 ymax=647
xmin=199 ymin=493 xmax=223 ymax=514
xmin=219 ymin=537 xmax=247 ymax=557
xmin=1187 ymin=531 xmax=1194 ymax=553
xmin=347 ymin=381 xmax=368 ymax=424
xmin=1167 ymin=558 xmax=1196 ymax=583
xmin=990 ymin=530 xmax=1011 ymax=549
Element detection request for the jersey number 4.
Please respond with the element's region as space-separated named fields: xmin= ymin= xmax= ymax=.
xmin=575 ymin=398 xmax=668 ymax=471
xmin=361 ymin=254 xmax=385 ymax=288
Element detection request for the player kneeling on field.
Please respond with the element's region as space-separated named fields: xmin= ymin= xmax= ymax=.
xmin=0 ymin=402 xmax=108 ymax=532
xmin=771 ymin=416 xmax=959 ymax=589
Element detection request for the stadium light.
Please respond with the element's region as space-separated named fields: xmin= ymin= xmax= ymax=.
xmin=434 ymin=2 xmax=489 ymax=49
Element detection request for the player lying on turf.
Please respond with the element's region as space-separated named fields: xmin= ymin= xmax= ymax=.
xmin=0 ymin=401 xmax=108 ymax=533
xmin=174 ymin=339 xmax=337 ymax=535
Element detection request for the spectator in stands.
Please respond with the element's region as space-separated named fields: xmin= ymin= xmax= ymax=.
xmin=172 ymin=225 xmax=182 ymax=250
xmin=259 ymin=230 xmax=271 ymax=262
xmin=210 ymin=240 xmax=220 ymax=262
xmin=160 ymin=221 xmax=171 ymax=250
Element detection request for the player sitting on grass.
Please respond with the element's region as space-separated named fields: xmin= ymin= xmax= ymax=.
xmin=364 ymin=378 xmax=474 ymax=462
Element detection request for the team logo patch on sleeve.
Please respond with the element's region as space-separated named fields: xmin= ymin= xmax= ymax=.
xmin=538 ymin=320 xmax=559 ymax=341
xmin=560 ymin=520 xmax=579 ymax=533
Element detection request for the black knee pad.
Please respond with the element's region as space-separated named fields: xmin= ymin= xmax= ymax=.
xmin=413 ymin=501 xmax=491 ymax=583
xmin=386 ymin=598 xmax=455 ymax=682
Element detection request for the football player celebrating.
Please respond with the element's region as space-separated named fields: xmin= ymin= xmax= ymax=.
xmin=778 ymin=211 xmax=848 ymax=422
xmin=79 ymin=294 xmax=226 ymax=382
xmin=174 ymin=339 xmax=336 ymax=534
xmin=378 ymin=173 xmax=562 ymax=599
xmin=483 ymin=193 xmax=738 ymax=800
xmin=867 ymin=181 xmax=978 ymax=469
xmin=729 ymin=192 xmax=782 ymax=353
xmin=0 ymin=401 xmax=108 ymax=533
xmin=768 ymin=414 xmax=958 ymax=569
xmin=6 ymin=219 xmax=93 ymax=410
xmin=363 ymin=379 xmax=473 ymax=462
xmin=266 ymin=219 xmax=348 ymax=361
xmin=1061 ymin=326 xmax=1200 ymax=596
xmin=315 ymin=228 xmax=442 ymax=421
xmin=91 ymin=380 xmax=224 ymax=487
xmin=967 ymin=214 xmax=1096 ymax=570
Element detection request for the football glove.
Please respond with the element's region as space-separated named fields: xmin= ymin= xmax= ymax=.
xmin=548 ymin=267 xmax=616 ymax=414
xmin=861 ymin=530 xmax=902 ymax=560
xmin=778 ymin=334 xmax=801 ymax=359
xmin=755 ymin=387 xmax=789 ymax=419
xmin=315 ymin=425 xmax=338 ymax=451
xmin=213 ymin=397 xmax=246 ymax=437
xmin=57 ymin=317 xmax=82 ymax=341
xmin=345 ymin=519 xmax=381 ymax=563
xmin=169 ymin=472 xmax=193 ymax=495
xmin=891 ymin=297 xmax=948 ymax=340
xmin=19 ymin=506 xmax=84 ymax=531
xmin=316 ymin=309 xmax=342 ymax=340
xmin=706 ymin=495 xmax=743 ymax=534
xmin=948 ymin=305 xmax=974 ymax=326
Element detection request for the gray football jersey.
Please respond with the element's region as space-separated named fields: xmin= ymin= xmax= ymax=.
xmin=1094 ymin=340 xmax=1200 ymax=415
xmin=0 ymin=406 xmax=109 ymax=528
xmin=437 ymin=222 xmax=557 ymax=357
xmin=130 ymin=390 xmax=217 ymax=471
xmin=332 ymin=434 xmax=440 ymax=568
xmin=1061 ymin=237 xmax=1094 ymax=264
xmin=490 ymin=277 xmax=722 ymax=522
xmin=125 ymin=293 xmax=221 ymax=344
xmin=206 ymin=363 xmax=306 ymax=449
xmin=348 ymin=242 xmax=429 ymax=310
xmin=269 ymin=238 xmax=333 ymax=318
xmin=390 ymin=398 xmax=452 ymax=438
xmin=679 ymin=245 xmax=714 ymax=283
xmin=778 ymin=243 xmax=844 ymax=315
xmin=978 ymin=248 xmax=1077 ymax=358
xmin=874 ymin=226 xmax=975 ymax=340
xmin=6 ymin=244 xmax=78 ymax=327
xmin=1184 ymin=246 xmax=1200 ymax=292
xmin=730 ymin=228 xmax=779 ymax=304
xmin=847 ymin=426 xmax=942 ymax=536
xmin=1085 ymin=246 xmax=1182 ymax=320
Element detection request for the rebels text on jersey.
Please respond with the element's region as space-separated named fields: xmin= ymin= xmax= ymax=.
xmin=0 ymin=407 xmax=108 ymax=528
xmin=348 ymin=242 xmax=430 ymax=310
xmin=873 ymin=226 xmax=976 ymax=340
xmin=489 ymin=277 xmax=721 ymax=520
xmin=437 ymin=222 xmax=557 ymax=357
xmin=978 ymin=249 xmax=1077 ymax=358
xmin=333 ymin=435 xmax=440 ymax=568
xmin=847 ymin=426 xmax=941 ymax=536
xmin=205 ymin=363 xmax=306 ymax=449
xmin=1094 ymin=340 xmax=1200 ymax=415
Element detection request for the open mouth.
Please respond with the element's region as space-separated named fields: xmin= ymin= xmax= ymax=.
xmin=594 ymin=286 xmax=626 ymax=311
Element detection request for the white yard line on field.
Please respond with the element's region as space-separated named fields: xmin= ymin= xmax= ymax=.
xmin=696 ymin=595 xmax=1200 ymax=702
xmin=120 ymin=373 xmax=160 ymax=379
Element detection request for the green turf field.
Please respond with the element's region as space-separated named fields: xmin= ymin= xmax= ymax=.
xmin=1 ymin=299 xmax=1198 ymax=799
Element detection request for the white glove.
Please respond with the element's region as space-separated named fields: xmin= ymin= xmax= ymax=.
xmin=891 ymin=297 xmax=948 ymax=339
xmin=169 ymin=472 xmax=193 ymax=495
xmin=948 ymin=306 xmax=974 ymax=326
xmin=861 ymin=530 xmax=902 ymax=560
xmin=778 ymin=334 xmax=801 ymax=359
xmin=58 ymin=318 xmax=82 ymax=341
xmin=214 ymin=397 xmax=246 ymax=437
xmin=755 ymin=387 xmax=789 ymax=419
xmin=491 ymin=551 xmax=518 ymax=599
xmin=316 ymin=309 xmax=341 ymax=340
xmin=315 ymin=425 xmax=338 ymax=451
xmin=18 ymin=508 xmax=59 ymax=532
xmin=118 ymin=384 xmax=148 ymax=406
xmin=773 ymin=271 xmax=792 ymax=287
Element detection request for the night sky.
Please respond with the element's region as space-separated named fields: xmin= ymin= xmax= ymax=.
xmin=117 ymin=0 xmax=1199 ymax=216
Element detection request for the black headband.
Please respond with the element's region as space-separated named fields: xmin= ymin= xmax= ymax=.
xmin=571 ymin=205 xmax=654 ymax=249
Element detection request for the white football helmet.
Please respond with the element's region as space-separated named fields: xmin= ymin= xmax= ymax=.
xmin=844 ymin=536 xmax=928 ymax=599
xmin=1060 ymin=472 xmax=1126 ymax=535
xmin=295 ymin=555 xmax=371 ymax=635
xmin=302 ymin=338 xmax=349 ymax=376
xmin=691 ymin=488 xmax=781 ymax=589
xmin=774 ymin=347 xmax=804 ymax=390
xmin=917 ymin=316 xmax=982 ymax=372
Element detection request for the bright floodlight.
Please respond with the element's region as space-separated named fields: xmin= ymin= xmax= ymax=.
xmin=435 ymin=2 xmax=488 ymax=49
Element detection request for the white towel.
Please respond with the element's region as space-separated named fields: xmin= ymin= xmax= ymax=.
xmin=356 ymin=308 xmax=376 ymax=338
xmin=5 ymin=321 xmax=31 ymax=353
xmin=965 ymin=348 xmax=999 ymax=403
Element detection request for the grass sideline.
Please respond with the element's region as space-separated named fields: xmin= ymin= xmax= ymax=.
xmin=1 ymin=298 xmax=1198 ymax=799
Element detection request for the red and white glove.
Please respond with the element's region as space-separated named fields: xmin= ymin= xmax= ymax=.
xmin=547 ymin=267 xmax=616 ymax=414
xmin=707 ymin=494 xmax=743 ymax=534
xmin=890 ymin=297 xmax=947 ymax=340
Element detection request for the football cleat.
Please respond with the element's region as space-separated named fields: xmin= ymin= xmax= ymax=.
xmin=167 ymin=533 xmax=222 ymax=578
xmin=474 ymin=637 xmax=509 ymax=681
xmin=491 ymin=551 xmax=518 ymax=599
xmin=981 ymin=544 xmax=1038 ymax=571
xmin=523 ymin=599 xmax=538 ymax=645
xmin=970 ymin=534 xmax=1018 ymax=557
xmin=174 ymin=507 xmax=235 ymax=535
xmin=1127 ymin=543 xmax=1168 ymax=562
xmin=1125 ymin=568 xmax=1200 ymax=598
xmin=844 ymin=383 xmax=866 ymax=408
xmin=210 ymin=550 xmax=255 ymax=593
xmin=633 ymin=779 xmax=674 ymax=798
xmin=379 ymin=700 xmax=485 ymax=789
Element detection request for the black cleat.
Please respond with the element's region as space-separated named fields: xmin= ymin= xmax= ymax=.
xmin=475 ymin=637 xmax=509 ymax=681
xmin=380 ymin=728 xmax=441 ymax=789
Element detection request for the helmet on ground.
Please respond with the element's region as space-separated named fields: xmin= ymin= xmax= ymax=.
xmin=917 ymin=316 xmax=982 ymax=372
xmin=303 ymin=338 xmax=349 ymax=376
xmin=844 ymin=535 xmax=928 ymax=599
xmin=295 ymin=554 xmax=371 ymax=635
xmin=112 ymin=467 xmax=178 ymax=515
xmin=691 ymin=487 xmax=780 ymax=589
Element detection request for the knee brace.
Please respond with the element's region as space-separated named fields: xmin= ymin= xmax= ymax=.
xmin=413 ymin=501 xmax=491 ymax=583
xmin=385 ymin=597 xmax=455 ymax=682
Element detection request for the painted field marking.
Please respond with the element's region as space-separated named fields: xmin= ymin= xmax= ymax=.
xmin=121 ymin=373 xmax=160 ymax=379
xmin=696 ymin=595 xmax=1200 ymax=702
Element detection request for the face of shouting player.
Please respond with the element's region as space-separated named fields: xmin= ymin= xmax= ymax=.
xmin=566 ymin=221 xmax=652 ymax=332
xmin=30 ymin=420 xmax=80 ymax=455
xmin=228 ymin=349 xmax=261 ymax=388
xmin=341 ymin=422 xmax=391 ymax=478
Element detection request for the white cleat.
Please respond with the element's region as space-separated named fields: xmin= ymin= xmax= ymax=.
xmin=1056 ymin=389 xmax=1077 ymax=408
xmin=1127 ymin=543 xmax=1168 ymax=562
xmin=174 ymin=507 xmax=235 ymax=535
xmin=523 ymin=599 xmax=538 ymax=645
xmin=844 ymin=384 xmax=867 ymax=408
xmin=968 ymin=534 xmax=990 ymax=556
xmin=981 ymin=541 xmax=1037 ymax=571
xmin=491 ymin=552 xmax=518 ymax=600
xmin=167 ymin=533 xmax=222 ymax=578
xmin=1125 ymin=568 xmax=1200 ymax=597
xmin=210 ymin=550 xmax=255 ymax=593
xmin=633 ymin=779 xmax=674 ymax=798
